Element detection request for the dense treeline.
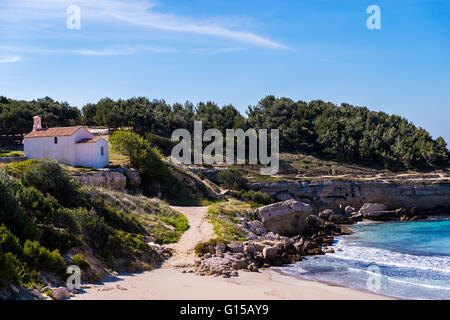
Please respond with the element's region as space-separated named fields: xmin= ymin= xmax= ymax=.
xmin=0 ymin=96 xmax=80 ymax=133
xmin=1 ymin=95 xmax=447 ymax=171
xmin=80 ymin=95 xmax=449 ymax=171
xmin=248 ymin=97 xmax=448 ymax=171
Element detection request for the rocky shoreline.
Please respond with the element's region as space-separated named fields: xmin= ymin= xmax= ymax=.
xmin=191 ymin=199 xmax=426 ymax=278
xmin=5 ymin=198 xmax=439 ymax=300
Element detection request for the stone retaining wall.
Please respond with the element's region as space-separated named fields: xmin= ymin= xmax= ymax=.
xmin=72 ymin=168 xmax=140 ymax=192
xmin=0 ymin=156 xmax=27 ymax=164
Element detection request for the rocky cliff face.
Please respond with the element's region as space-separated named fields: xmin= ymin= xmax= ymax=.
xmin=249 ymin=181 xmax=450 ymax=214
xmin=72 ymin=168 xmax=140 ymax=192
xmin=169 ymin=163 xmax=223 ymax=199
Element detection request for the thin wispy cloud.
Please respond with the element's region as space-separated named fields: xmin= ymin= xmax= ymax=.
xmin=1 ymin=0 xmax=287 ymax=50
xmin=0 ymin=45 xmax=177 ymax=57
xmin=191 ymin=47 xmax=242 ymax=55
xmin=0 ymin=56 xmax=22 ymax=64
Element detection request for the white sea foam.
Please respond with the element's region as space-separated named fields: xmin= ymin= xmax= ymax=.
xmin=385 ymin=276 xmax=450 ymax=291
xmin=282 ymin=221 xmax=450 ymax=299
xmin=329 ymin=238 xmax=450 ymax=274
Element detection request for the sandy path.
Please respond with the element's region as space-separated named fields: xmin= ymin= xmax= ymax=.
xmin=162 ymin=206 xmax=214 ymax=268
xmin=73 ymin=206 xmax=388 ymax=300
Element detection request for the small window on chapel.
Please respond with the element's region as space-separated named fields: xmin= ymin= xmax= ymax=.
xmin=101 ymin=146 xmax=104 ymax=156
xmin=54 ymin=137 xmax=58 ymax=144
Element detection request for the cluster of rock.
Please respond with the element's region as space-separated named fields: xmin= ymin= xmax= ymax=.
xmin=0 ymin=283 xmax=80 ymax=300
xmin=193 ymin=199 xmax=425 ymax=278
xmin=318 ymin=203 xmax=420 ymax=224
xmin=193 ymin=200 xmax=351 ymax=278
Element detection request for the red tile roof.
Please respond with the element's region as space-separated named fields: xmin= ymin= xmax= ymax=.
xmin=76 ymin=137 xmax=103 ymax=144
xmin=24 ymin=126 xmax=85 ymax=138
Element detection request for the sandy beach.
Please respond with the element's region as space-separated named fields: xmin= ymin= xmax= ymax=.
xmin=73 ymin=267 xmax=387 ymax=300
xmin=73 ymin=206 xmax=388 ymax=300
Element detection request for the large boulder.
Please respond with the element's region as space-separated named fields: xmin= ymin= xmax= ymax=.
xmin=345 ymin=206 xmax=356 ymax=215
xmin=359 ymin=203 xmax=387 ymax=216
xmin=349 ymin=213 xmax=363 ymax=222
xmin=51 ymin=287 xmax=71 ymax=300
xmin=328 ymin=214 xmax=351 ymax=224
xmin=245 ymin=220 xmax=267 ymax=236
xmin=262 ymin=246 xmax=281 ymax=261
xmin=244 ymin=245 xmax=257 ymax=257
xmin=227 ymin=242 xmax=244 ymax=254
xmin=306 ymin=214 xmax=321 ymax=226
xmin=255 ymin=200 xmax=313 ymax=236
xmin=282 ymin=238 xmax=294 ymax=250
xmin=364 ymin=210 xmax=398 ymax=221
xmin=216 ymin=242 xmax=226 ymax=255
xmin=319 ymin=209 xmax=334 ymax=220
xmin=232 ymin=260 xmax=248 ymax=270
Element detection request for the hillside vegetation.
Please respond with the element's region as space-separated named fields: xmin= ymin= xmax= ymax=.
xmin=0 ymin=159 xmax=187 ymax=296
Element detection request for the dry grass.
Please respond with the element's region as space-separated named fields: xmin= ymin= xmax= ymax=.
xmin=207 ymin=199 xmax=253 ymax=242
xmin=92 ymin=188 xmax=189 ymax=244
xmin=0 ymin=151 xmax=24 ymax=157
xmin=232 ymin=153 xmax=450 ymax=184
xmin=108 ymin=145 xmax=128 ymax=166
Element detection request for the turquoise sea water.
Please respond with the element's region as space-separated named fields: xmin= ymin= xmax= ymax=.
xmin=282 ymin=216 xmax=450 ymax=299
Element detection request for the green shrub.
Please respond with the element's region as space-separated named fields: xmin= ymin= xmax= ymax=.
xmin=73 ymin=208 xmax=148 ymax=262
xmin=201 ymin=162 xmax=213 ymax=168
xmin=39 ymin=225 xmax=81 ymax=254
xmin=93 ymin=202 xmax=145 ymax=235
xmin=0 ymin=224 xmax=21 ymax=255
xmin=72 ymin=254 xmax=90 ymax=270
xmin=6 ymin=159 xmax=40 ymax=178
xmin=160 ymin=214 xmax=189 ymax=235
xmin=21 ymin=159 xmax=80 ymax=207
xmin=196 ymin=172 xmax=205 ymax=180
xmin=53 ymin=208 xmax=80 ymax=234
xmin=207 ymin=200 xmax=253 ymax=242
xmin=112 ymin=231 xmax=148 ymax=251
xmin=157 ymin=211 xmax=189 ymax=244
xmin=217 ymin=168 xmax=247 ymax=190
xmin=16 ymin=187 xmax=60 ymax=223
xmin=194 ymin=238 xmax=226 ymax=257
xmin=0 ymin=169 xmax=21 ymax=194
xmin=74 ymin=208 xmax=112 ymax=251
xmin=145 ymin=133 xmax=176 ymax=156
xmin=0 ymin=152 xmax=22 ymax=157
xmin=0 ymin=171 xmax=40 ymax=241
xmin=22 ymin=240 xmax=67 ymax=276
xmin=0 ymin=250 xmax=26 ymax=286
xmin=235 ymin=190 xmax=274 ymax=207
xmin=110 ymin=130 xmax=170 ymax=182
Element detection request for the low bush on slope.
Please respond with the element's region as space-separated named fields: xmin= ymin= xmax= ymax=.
xmin=0 ymin=159 xmax=187 ymax=290
xmin=91 ymin=189 xmax=189 ymax=244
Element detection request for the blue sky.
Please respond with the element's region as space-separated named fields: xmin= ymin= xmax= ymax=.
xmin=0 ymin=0 xmax=449 ymax=142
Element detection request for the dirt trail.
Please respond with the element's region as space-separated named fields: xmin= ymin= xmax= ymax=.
xmin=163 ymin=206 xmax=214 ymax=268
